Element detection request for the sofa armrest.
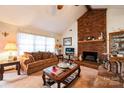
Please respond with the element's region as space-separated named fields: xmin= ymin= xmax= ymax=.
xmin=19 ymin=58 xmax=29 ymax=73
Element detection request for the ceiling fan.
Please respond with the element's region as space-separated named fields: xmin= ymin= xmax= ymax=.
xmin=57 ymin=5 xmax=64 ymax=10
xmin=57 ymin=5 xmax=79 ymax=10
xmin=49 ymin=5 xmax=79 ymax=15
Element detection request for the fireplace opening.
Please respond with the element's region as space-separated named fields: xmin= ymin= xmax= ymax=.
xmin=82 ymin=51 xmax=98 ymax=62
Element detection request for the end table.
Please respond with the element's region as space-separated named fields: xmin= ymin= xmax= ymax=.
xmin=0 ymin=60 xmax=21 ymax=80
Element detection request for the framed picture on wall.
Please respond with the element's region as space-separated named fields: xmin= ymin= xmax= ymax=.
xmin=63 ymin=37 xmax=72 ymax=46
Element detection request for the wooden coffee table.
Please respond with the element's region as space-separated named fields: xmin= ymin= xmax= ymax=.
xmin=0 ymin=60 xmax=21 ymax=80
xmin=42 ymin=62 xmax=80 ymax=88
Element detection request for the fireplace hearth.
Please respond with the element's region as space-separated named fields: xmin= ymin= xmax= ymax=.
xmin=82 ymin=51 xmax=98 ymax=62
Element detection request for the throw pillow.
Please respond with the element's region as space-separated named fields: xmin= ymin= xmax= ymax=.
xmin=28 ymin=55 xmax=35 ymax=62
xmin=24 ymin=52 xmax=35 ymax=62
xmin=24 ymin=59 xmax=31 ymax=65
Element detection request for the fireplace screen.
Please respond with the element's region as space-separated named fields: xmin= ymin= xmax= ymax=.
xmin=82 ymin=51 xmax=98 ymax=62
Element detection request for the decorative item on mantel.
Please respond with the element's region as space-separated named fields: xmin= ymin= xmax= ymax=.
xmin=98 ymin=32 xmax=104 ymax=40
xmin=87 ymin=36 xmax=92 ymax=40
xmin=84 ymin=36 xmax=95 ymax=41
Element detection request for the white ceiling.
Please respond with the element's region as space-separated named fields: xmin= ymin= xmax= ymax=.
xmin=0 ymin=5 xmax=124 ymax=33
xmin=0 ymin=5 xmax=87 ymax=33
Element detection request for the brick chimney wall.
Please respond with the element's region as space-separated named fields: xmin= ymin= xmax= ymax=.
xmin=78 ymin=9 xmax=107 ymax=61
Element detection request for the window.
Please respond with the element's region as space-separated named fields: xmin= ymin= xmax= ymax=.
xmin=34 ymin=36 xmax=46 ymax=52
xmin=46 ymin=37 xmax=55 ymax=52
xmin=17 ymin=33 xmax=55 ymax=55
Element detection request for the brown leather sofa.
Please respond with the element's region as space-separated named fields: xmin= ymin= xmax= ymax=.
xmin=20 ymin=52 xmax=59 ymax=75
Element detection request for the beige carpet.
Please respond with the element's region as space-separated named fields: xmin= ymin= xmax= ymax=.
xmin=0 ymin=66 xmax=98 ymax=88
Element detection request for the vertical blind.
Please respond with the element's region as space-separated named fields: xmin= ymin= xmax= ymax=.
xmin=17 ymin=33 xmax=55 ymax=55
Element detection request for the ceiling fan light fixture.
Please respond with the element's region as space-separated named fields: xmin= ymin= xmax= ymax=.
xmin=57 ymin=5 xmax=64 ymax=10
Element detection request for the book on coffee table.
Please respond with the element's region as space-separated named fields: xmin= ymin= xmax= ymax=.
xmin=51 ymin=69 xmax=63 ymax=76
xmin=46 ymin=66 xmax=64 ymax=76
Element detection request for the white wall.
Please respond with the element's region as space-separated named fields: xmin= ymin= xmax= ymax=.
xmin=62 ymin=22 xmax=78 ymax=56
xmin=107 ymin=8 xmax=124 ymax=53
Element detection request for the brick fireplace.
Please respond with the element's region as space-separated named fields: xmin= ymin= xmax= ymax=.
xmin=78 ymin=9 xmax=107 ymax=63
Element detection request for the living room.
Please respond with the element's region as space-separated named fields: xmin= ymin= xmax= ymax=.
xmin=0 ymin=3 xmax=124 ymax=90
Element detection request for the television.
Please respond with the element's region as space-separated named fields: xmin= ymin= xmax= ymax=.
xmin=65 ymin=48 xmax=74 ymax=54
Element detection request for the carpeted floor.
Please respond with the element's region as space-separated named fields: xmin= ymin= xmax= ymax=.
xmin=0 ymin=66 xmax=98 ymax=88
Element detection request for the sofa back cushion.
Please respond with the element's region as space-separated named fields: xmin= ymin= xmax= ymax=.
xmin=42 ymin=52 xmax=53 ymax=59
xmin=24 ymin=52 xmax=42 ymax=61
xmin=24 ymin=51 xmax=55 ymax=61
xmin=31 ymin=52 xmax=42 ymax=61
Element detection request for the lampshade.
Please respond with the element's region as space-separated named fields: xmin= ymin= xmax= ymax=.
xmin=4 ymin=43 xmax=17 ymax=51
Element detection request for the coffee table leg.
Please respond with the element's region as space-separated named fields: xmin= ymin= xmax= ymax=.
xmin=16 ymin=63 xmax=21 ymax=75
xmin=57 ymin=82 xmax=60 ymax=88
xmin=77 ymin=67 xmax=81 ymax=77
xmin=42 ymin=72 xmax=46 ymax=85
xmin=0 ymin=65 xmax=4 ymax=80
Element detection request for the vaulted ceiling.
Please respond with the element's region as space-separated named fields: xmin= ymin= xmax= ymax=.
xmin=0 ymin=5 xmax=87 ymax=33
xmin=0 ymin=5 xmax=124 ymax=33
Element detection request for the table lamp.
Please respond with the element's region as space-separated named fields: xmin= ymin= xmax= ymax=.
xmin=4 ymin=43 xmax=17 ymax=61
